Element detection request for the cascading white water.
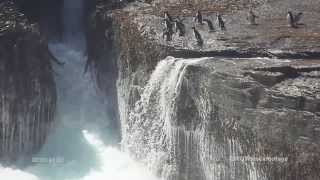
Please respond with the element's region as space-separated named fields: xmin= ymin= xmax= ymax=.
xmin=123 ymin=57 xmax=210 ymax=179
xmin=81 ymin=130 xmax=159 ymax=180
xmin=123 ymin=56 xmax=266 ymax=180
xmin=0 ymin=0 xmax=160 ymax=179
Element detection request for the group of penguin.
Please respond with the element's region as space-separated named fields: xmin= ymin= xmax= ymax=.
xmin=162 ymin=10 xmax=225 ymax=46
xmin=162 ymin=10 xmax=303 ymax=47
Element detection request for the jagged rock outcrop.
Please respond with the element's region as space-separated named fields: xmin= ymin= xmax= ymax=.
xmin=90 ymin=0 xmax=320 ymax=179
xmin=0 ymin=0 xmax=56 ymax=166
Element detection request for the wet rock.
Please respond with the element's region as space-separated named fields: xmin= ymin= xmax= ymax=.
xmin=91 ymin=0 xmax=320 ymax=179
xmin=86 ymin=4 xmax=122 ymax=142
xmin=0 ymin=0 xmax=56 ymax=166
xmin=120 ymin=56 xmax=320 ymax=180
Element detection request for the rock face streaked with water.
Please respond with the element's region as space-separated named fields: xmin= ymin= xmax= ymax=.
xmin=89 ymin=0 xmax=320 ymax=179
xmin=0 ymin=0 xmax=56 ymax=165
xmin=120 ymin=56 xmax=320 ymax=180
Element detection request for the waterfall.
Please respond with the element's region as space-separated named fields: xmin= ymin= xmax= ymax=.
xmin=123 ymin=56 xmax=266 ymax=180
xmin=61 ymin=0 xmax=86 ymax=51
xmin=0 ymin=0 xmax=159 ymax=179
xmin=123 ymin=56 xmax=209 ymax=179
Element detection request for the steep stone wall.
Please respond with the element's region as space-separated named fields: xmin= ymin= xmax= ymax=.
xmin=122 ymin=56 xmax=320 ymax=180
xmin=85 ymin=2 xmax=130 ymax=142
xmin=0 ymin=0 xmax=56 ymax=166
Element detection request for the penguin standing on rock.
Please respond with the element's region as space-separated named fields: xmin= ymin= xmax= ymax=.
xmin=163 ymin=29 xmax=173 ymax=41
xmin=287 ymin=11 xmax=296 ymax=28
xmin=203 ymin=18 xmax=215 ymax=32
xmin=174 ymin=17 xmax=186 ymax=36
xmin=192 ymin=27 xmax=203 ymax=46
xmin=294 ymin=12 xmax=303 ymax=25
xmin=216 ymin=13 xmax=226 ymax=30
xmin=194 ymin=10 xmax=203 ymax=25
xmin=164 ymin=11 xmax=174 ymax=22
xmin=163 ymin=19 xmax=174 ymax=34
xmin=163 ymin=19 xmax=174 ymax=41
xmin=287 ymin=11 xmax=303 ymax=28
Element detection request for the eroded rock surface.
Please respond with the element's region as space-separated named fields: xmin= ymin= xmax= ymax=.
xmin=123 ymin=57 xmax=320 ymax=180
xmin=0 ymin=0 xmax=56 ymax=166
xmin=93 ymin=0 xmax=320 ymax=179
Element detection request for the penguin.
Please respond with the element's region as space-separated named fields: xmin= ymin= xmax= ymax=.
xmin=163 ymin=19 xmax=174 ymax=34
xmin=287 ymin=11 xmax=303 ymax=28
xmin=194 ymin=10 xmax=203 ymax=25
xmin=247 ymin=10 xmax=258 ymax=25
xmin=203 ymin=18 xmax=215 ymax=31
xmin=163 ymin=29 xmax=173 ymax=41
xmin=164 ymin=11 xmax=174 ymax=22
xmin=192 ymin=27 xmax=203 ymax=46
xmin=294 ymin=12 xmax=303 ymax=25
xmin=287 ymin=11 xmax=296 ymax=28
xmin=216 ymin=13 xmax=226 ymax=30
xmin=174 ymin=17 xmax=186 ymax=36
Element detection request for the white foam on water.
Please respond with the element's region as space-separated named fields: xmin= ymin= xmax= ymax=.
xmin=0 ymin=166 xmax=39 ymax=180
xmin=0 ymin=130 xmax=160 ymax=180
xmin=81 ymin=130 xmax=160 ymax=180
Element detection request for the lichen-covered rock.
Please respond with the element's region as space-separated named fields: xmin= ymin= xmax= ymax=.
xmin=0 ymin=0 xmax=56 ymax=166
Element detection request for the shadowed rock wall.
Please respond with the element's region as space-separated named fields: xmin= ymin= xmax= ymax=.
xmin=0 ymin=0 xmax=56 ymax=166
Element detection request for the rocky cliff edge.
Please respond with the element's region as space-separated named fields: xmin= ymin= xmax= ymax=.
xmin=92 ymin=0 xmax=320 ymax=179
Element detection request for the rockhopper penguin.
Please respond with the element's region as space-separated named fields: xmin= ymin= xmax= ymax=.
xmin=174 ymin=17 xmax=186 ymax=36
xmin=287 ymin=11 xmax=303 ymax=28
xmin=164 ymin=11 xmax=174 ymax=22
xmin=216 ymin=13 xmax=226 ymax=30
xmin=203 ymin=18 xmax=215 ymax=31
xmin=192 ymin=27 xmax=203 ymax=46
xmin=194 ymin=10 xmax=203 ymax=25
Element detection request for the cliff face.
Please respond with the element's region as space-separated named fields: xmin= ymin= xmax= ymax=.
xmin=86 ymin=2 xmax=123 ymax=141
xmin=92 ymin=0 xmax=320 ymax=179
xmin=122 ymin=56 xmax=320 ymax=180
xmin=0 ymin=0 xmax=56 ymax=166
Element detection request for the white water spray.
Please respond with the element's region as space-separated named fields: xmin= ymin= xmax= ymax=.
xmin=0 ymin=130 xmax=160 ymax=180
xmin=122 ymin=56 xmax=266 ymax=180
xmin=81 ymin=130 xmax=160 ymax=180
xmin=0 ymin=166 xmax=38 ymax=180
